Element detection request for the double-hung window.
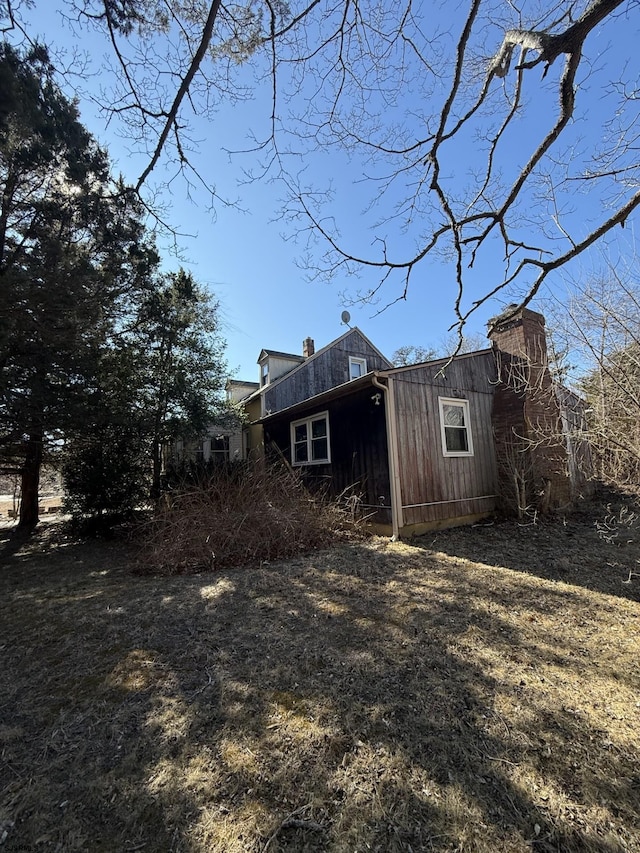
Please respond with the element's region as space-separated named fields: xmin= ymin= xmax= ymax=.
xmin=349 ymin=357 xmax=367 ymax=380
xmin=291 ymin=412 xmax=330 ymax=465
xmin=438 ymin=397 xmax=474 ymax=457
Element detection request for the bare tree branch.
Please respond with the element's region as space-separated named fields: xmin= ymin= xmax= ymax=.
xmin=136 ymin=0 xmax=222 ymax=190
xmin=5 ymin=0 xmax=638 ymax=323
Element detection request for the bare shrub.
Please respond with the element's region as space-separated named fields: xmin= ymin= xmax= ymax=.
xmin=136 ymin=462 xmax=366 ymax=574
xmin=596 ymin=498 xmax=640 ymax=584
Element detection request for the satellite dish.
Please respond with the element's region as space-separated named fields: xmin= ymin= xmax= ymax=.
xmin=341 ymin=310 xmax=351 ymax=326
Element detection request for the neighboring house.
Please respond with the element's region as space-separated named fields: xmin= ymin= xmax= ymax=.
xmin=226 ymin=379 xmax=260 ymax=459
xmin=172 ymin=424 xmax=242 ymax=466
xmin=230 ymin=308 xmax=591 ymax=537
xmin=170 ymin=381 xmax=259 ymax=467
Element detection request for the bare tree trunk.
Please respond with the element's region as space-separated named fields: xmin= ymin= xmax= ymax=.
xmin=151 ymin=439 xmax=163 ymax=503
xmin=18 ymin=432 xmax=42 ymax=531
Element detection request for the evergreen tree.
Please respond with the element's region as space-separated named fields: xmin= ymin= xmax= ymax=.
xmin=60 ymin=343 xmax=151 ymax=522
xmin=132 ymin=269 xmax=227 ymax=499
xmin=62 ymin=269 xmax=228 ymax=516
xmin=0 ymin=43 xmax=156 ymax=529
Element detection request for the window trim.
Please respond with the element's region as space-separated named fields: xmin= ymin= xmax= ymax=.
xmin=290 ymin=411 xmax=331 ymax=466
xmin=438 ymin=397 xmax=474 ymax=458
xmin=349 ymin=356 xmax=367 ymax=380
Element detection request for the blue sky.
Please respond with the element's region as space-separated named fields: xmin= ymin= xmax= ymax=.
xmin=14 ymin=1 xmax=639 ymax=382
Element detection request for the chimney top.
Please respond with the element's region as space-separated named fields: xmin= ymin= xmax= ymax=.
xmin=303 ymin=337 xmax=315 ymax=358
xmin=487 ymin=305 xmax=545 ymax=337
xmin=487 ymin=306 xmax=548 ymax=368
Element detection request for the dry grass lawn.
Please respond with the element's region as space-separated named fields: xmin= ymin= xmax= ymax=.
xmin=1 ymin=497 xmax=639 ymax=852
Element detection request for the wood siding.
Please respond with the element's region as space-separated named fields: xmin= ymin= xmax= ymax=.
xmin=263 ymin=354 xmax=304 ymax=384
xmin=392 ymin=351 xmax=498 ymax=526
xmin=264 ymin=329 xmax=390 ymax=414
xmin=264 ymin=387 xmax=391 ymax=524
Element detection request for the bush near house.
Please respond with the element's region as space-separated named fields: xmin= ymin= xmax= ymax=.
xmin=137 ymin=461 xmax=365 ymax=574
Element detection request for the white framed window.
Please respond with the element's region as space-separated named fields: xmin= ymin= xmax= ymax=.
xmin=290 ymin=412 xmax=331 ymax=465
xmin=211 ymin=435 xmax=230 ymax=461
xmin=349 ymin=356 xmax=367 ymax=380
xmin=438 ymin=397 xmax=474 ymax=457
xmin=260 ymin=361 xmax=269 ymax=386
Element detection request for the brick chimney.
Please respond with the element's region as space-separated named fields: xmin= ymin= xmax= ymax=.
xmin=487 ymin=305 xmax=548 ymax=373
xmin=303 ymin=337 xmax=315 ymax=358
xmin=488 ymin=306 xmax=571 ymax=513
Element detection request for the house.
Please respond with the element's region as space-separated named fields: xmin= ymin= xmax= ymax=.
xmin=229 ymin=307 xmax=591 ymax=537
xmin=169 ymin=380 xmax=259 ymax=467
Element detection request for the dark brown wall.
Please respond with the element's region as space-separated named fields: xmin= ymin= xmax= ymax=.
xmin=263 ymin=387 xmax=392 ymax=523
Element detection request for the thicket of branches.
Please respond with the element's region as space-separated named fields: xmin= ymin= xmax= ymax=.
xmin=547 ymin=269 xmax=640 ymax=486
xmin=137 ymin=461 xmax=364 ymax=574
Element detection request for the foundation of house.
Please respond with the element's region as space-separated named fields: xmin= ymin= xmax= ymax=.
xmin=368 ymin=511 xmax=494 ymax=539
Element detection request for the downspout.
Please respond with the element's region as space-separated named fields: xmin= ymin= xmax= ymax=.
xmin=371 ymin=374 xmax=403 ymax=539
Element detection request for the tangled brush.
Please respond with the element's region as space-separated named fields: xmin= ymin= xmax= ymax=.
xmin=136 ymin=461 xmax=366 ymax=573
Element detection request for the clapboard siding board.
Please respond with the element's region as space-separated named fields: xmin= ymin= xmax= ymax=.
xmin=264 ymin=329 xmax=391 ymax=414
xmin=392 ymin=351 xmax=498 ymax=525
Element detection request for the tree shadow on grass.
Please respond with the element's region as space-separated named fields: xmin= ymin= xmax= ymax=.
xmin=1 ymin=535 xmax=638 ymax=852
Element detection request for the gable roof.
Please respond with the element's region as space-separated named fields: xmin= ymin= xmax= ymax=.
xmin=386 ymin=347 xmax=493 ymax=375
xmin=257 ymin=349 xmax=306 ymax=364
xmin=259 ymin=326 xmax=392 ymax=396
xmin=226 ymin=379 xmax=260 ymax=389
xmin=237 ymin=327 xmax=391 ymax=406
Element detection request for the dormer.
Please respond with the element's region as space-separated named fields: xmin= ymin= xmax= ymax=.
xmin=226 ymin=379 xmax=260 ymax=403
xmin=257 ymin=348 xmax=306 ymax=387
